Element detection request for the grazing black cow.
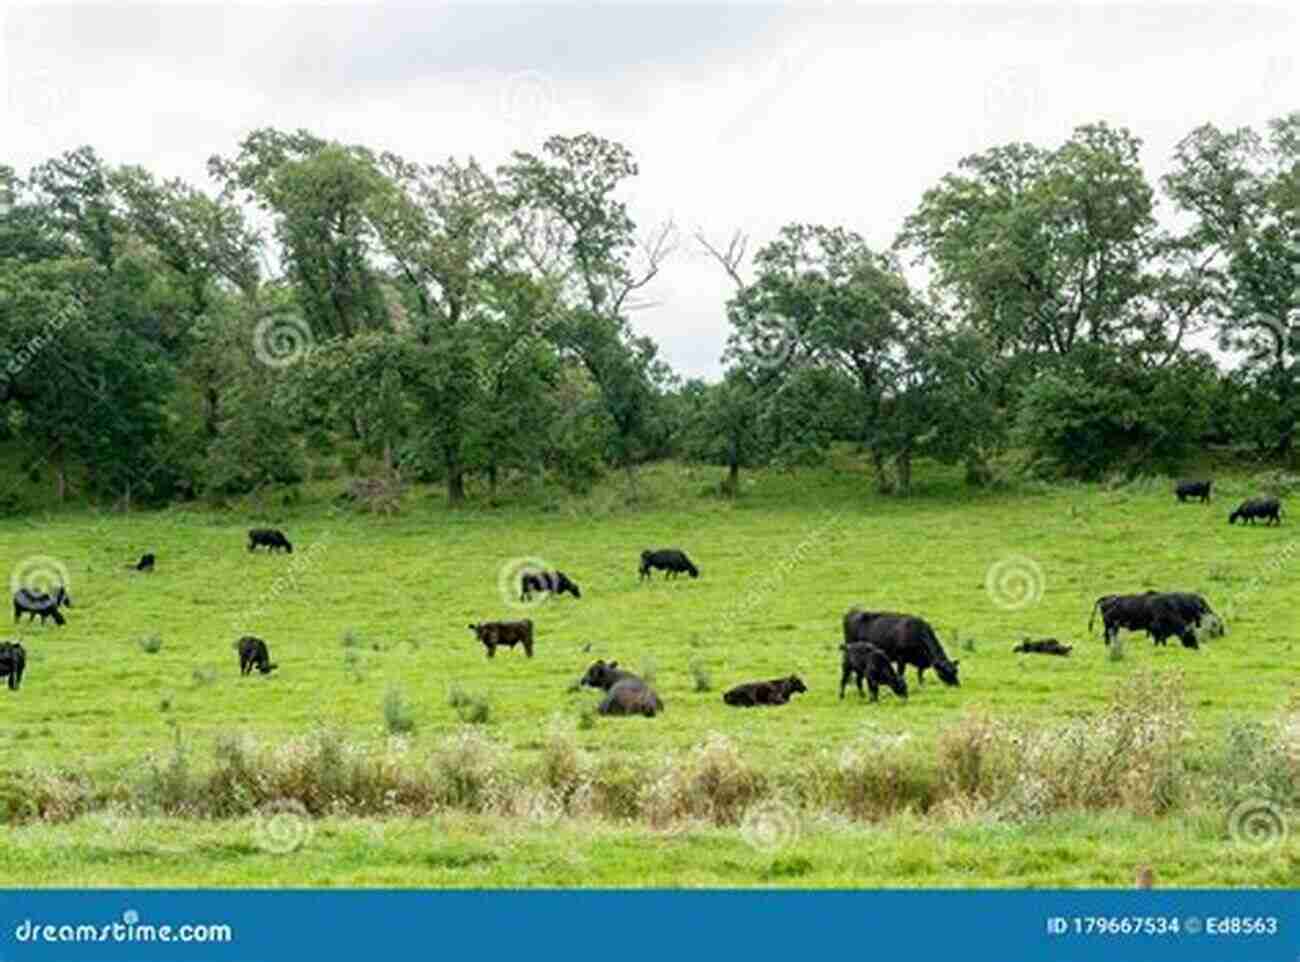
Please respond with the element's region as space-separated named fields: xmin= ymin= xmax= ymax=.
xmin=520 ymin=570 xmax=581 ymax=601
xmin=248 ymin=528 xmax=294 ymax=552
xmin=580 ymin=659 xmax=663 ymax=717
xmin=1088 ymin=592 xmax=1200 ymax=649
xmin=469 ymin=620 xmax=534 ymax=658
xmin=237 ymin=635 xmax=277 ymax=675
xmin=1160 ymin=591 xmax=1221 ymax=636
xmin=1229 ymin=497 xmax=1282 ymax=526
xmin=839 ymin=642 xmax=909 ymax=701
xmin=13 ymin=585 xmax=71 ymax=626
xmin=723 ymin=675 xmax=807 ymax=707
xmin=639 ymin=549 xmax=699 ymax=580
xmin=1175 ymin=480 xmax=1212 ymax=503
xmin=1012 ymin=639 xmax=1073 ymax=656
xmin=127 ymin=553 xmax=155 ymax=572
xmin=0 ymin=641 xmax=25 ymax=690
xmin=842 ymin=609 xmax=960 ymax=687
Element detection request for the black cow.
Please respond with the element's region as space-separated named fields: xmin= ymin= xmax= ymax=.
xmin=842 ymin=609 xmax=960 ymax=686
xmin=1012 ymin=639 xmax=1073 ymax=656
xmin=469 ymin=620 xmax=534 ymax=658
xmin=639 ymin=549 xmax=699 ymax=580
xmin=580 ymin=659 xmax=664 ymax=716
xmin=248 ymin=528 xmax=294 ymax=552
xmin=839 ymin=642 xmax=909 ymax=701
xmin=1176 ymin=480 xmax=1212 ymax=503
xmin=127 ymin=553 xmax=155 ymax=572
xmin=1229 ymin=497 xmax=1282 ymax=526
xmin=13 ymin=585 xmax=71 ymax=626
xmin=520 ymin=570 xmax=581 ymax=601
xmin=723 ymin=675 xmax=807 ymax=707
xmin=238 ymin=635 xmax=278 ymax=675
xmin=0 ymin=641 xmax=25 ymax=690
xmin=1088 ymin=592 xmax=1200 ymax=649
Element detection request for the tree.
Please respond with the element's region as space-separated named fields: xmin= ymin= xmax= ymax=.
xmin=897 ymin=123 xmax=1161 ymax=358
xmin=1163 ymin=114 xmax=1300 ymax=453
xmin=501 ymin=134 xmax=677 ymax=489
xmin=727 ymin=223 xmax=931 ymax=493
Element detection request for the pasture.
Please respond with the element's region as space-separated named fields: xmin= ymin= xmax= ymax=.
xmin=1 ymin=455 xmax=1297 ymax=886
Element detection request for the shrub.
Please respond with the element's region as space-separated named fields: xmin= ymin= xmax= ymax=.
xmin=447 ymin=685 xmax=492 ymax=725
xmin=383 ymin=687 xmax=417 ymax=735
xmin=689 ymin=661 xmax=712 ymax=693
xmin=641 ymin=733 xmax=765 ymax=827
xmin=429 ymin=728 xmax=504 ymax=811
xmin=138 ymin=635 xmax=163 ymax=654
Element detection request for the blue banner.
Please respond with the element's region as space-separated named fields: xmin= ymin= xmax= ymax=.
xmin=1 ymin=890 xmax=1295 ymax=962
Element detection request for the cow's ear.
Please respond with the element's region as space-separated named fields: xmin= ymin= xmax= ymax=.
xmin=609 ymin=661 xmax=618 ymax=668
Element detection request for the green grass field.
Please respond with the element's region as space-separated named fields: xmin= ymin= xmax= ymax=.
xmin=1 ymin=455 xmax=1297 ymax=886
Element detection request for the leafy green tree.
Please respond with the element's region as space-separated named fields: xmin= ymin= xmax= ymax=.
xmin=1163 ymin=114 xmax=1300 ymax=453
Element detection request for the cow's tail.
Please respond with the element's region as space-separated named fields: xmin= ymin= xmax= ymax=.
xmin=1088 ymin=598 xmax=1102 ymax=634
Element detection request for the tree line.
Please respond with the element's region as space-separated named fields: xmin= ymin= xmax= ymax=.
xmin=1 ymin=115 xmax=1297 ymax=509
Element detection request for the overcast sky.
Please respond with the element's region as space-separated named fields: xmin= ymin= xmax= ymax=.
xmin=3 ymin=2 xmax=1297 ymax=380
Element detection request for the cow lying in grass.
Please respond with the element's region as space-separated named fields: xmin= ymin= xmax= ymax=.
xmin=238 ymin=635 xmax=278 ymax=675
xmin=839 ymin=642 xmax=909 ymax=701
xmin=127 ymin=553 xmax=155 ymax=572
xmin=1012 ymin=639 xmax=1073 ymax=656
xmin=0 ymin=641 xmax=25 ymax=690
xmin=842 ymin=609 xmax=959 ymax=687
xmin=723 ymin=675 xmax=807 ymax=707
xmin=13 ymin=585 xmax=71 ymax=626
xmin=520 ymin=570 xmax=581 ymax=601
xmin=248 ymin=528 xmax=294 ymax=552
xmin=469 ymin=620 xmax=534 ymax=658
xmin=580 ymin=659 xmax=663 ymax=716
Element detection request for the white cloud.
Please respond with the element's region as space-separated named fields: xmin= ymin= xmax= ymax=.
xmin=2 ymin=3 xmax=1297 ymax=379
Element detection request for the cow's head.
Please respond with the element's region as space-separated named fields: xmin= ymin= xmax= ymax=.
xmin=784 ymin=675 xmax=807 ymax=696
xmin=560 ymin=574 xmax=581 ymax=598
xmin=259 ymin=661 xmax=279 ymax=674
xmin=581 ymin=660 xmax=620 ymax=690
xmin=935 ymin=658 xmax=960 ymax=687
xmin=467 ymin=623 xmax=484 ymax=639
xmin=53 ymin=585 xmax=71 ymax=608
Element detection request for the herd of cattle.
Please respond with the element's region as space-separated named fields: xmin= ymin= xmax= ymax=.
xmin=0 ymin=482 xmax=1272 ymax=704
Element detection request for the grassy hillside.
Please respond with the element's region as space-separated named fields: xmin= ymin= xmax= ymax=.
xmin=0 ymin=454 xmax=1296 ymax=886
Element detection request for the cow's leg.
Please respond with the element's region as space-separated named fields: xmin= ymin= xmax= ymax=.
xmin=839 ymin=666 xmax=850 ymax=699
xmin=868 ymin=677 xmax=879 ymax=702
xmin=916 ymin=665 xmax=926 ymax=686
xmin=485 ymin=644 xmax=496 ymax=658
